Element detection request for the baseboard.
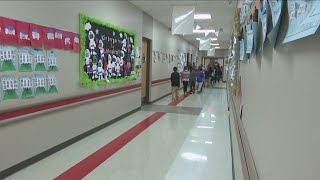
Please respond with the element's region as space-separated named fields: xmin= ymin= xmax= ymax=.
xmin=0 ymin=107 xmax=141 ymax=179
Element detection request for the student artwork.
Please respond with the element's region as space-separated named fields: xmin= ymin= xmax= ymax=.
xmin=19 ymin=75 xmax=34 ymax=99
xmin=42 ymin=27 xmax=55 ymax=49
xmin=80 ymin=13 xmax=137 ymax=87
xmin=0 ymin=45 xmax=17 ymax=71
xmin=16 ymin=21 xmax=31 ymax=46
xmin=157 ymin=51 xmax=161 ymax=62
xmin=73 ymin=34 xmax=80 ymax=51
xmin=260 ymin=0 xmax=269 ymax=48
xmin=33 ymin=48 xmax=47 ymax=71
xmin=18 ymin=47 xmax=33 ymax=72
xmin=47 ymin=50 xmax=58 ymax=71
xmin=283 ymin=0 xmax=320 ymax=43
xmin=246 ymin=24 xmax=253 ymax=54
xmin=0 ymin=17 xmax=3 ymax=42
xmin=63 ymin=31 xmax=73 ymax=50
xmin=29 ymin=24 xmax=42 ymax=48
xmin=2 ymin=17 xmax=17 ymax=45
xmin=177 ymin=51 xmax=185 ymax=72
xmin=162 ymin=52 xmax=166 ymax=63
xmin=1 ymin=75 xmax=18 ymax=100
xmin=268 ymin=0 xmax=284 ymax=47
xmin=54 ymin=29 xmax=64 ymax=49
xmin=34 ymin=74 xmax=47 ymax=95
xmin=135 ymin=47 xmax=141 ymax=77
xmin=153 ymin=50 xmax=156 ymax=63
xmin=47 ymin=74 xmax=58 ymax=93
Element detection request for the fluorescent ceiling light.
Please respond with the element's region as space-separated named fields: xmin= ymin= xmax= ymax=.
xmin=196 ymin=38 xmax=218 ymax=41
xmin=194 ymin=14 xmax=211 ymax=20
xmin=215 ymin=47 xmax=221 ymax=49
xmin=193 ymin=29 xmax=215 ymax=33
xmin=197 ymin=126 xmax=214 ymax=129
xmin=211 ymin=43 xmax=219 ymax=46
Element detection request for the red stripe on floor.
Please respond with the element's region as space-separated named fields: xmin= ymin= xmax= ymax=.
xmin=168 ymin=93 xmax=190 ymax=106
xmin=54 ymin=93 xmax=189 ymax=180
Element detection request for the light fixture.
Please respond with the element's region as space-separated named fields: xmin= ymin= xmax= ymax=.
xmin=215 ymin=47 xmax=221 ymax=49
xmin=193 ymin=29 xmax=215 ymax=33
xmin=194 ymin=14 xmax=212 ymax=20
xmin=197 ymin=126 xmax=214 ymax=129
xmin=211 ymin=43 xmax=219 ymax=46
xmin=196 ymin=38 xmax=218 ymax=41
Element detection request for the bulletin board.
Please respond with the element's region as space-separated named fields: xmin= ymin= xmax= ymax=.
xmin=80 ymin=13 xmax=137 ymax=87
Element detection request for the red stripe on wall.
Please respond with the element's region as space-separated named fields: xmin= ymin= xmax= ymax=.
xmin=151 ymin=78 xmax=170 ymax=85
xmin=0 ymin=84 xmax=141 ymax=122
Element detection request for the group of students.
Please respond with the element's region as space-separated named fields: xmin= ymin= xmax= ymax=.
xmin=170 ymin=64 xmax=223 ymax=100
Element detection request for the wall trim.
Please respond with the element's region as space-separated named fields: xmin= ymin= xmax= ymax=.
xmin=0 ymin=84 xmax=141 ymax=122
xmin=230 ymin=96 xmax=259 ymax=180
xmin=151 ymin=78 xmax=170 ymax=86
xmin=0 ymin=106 xmax=141 ymax=179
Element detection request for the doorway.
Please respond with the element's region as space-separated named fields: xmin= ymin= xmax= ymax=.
xmin=141 ymin=37 xmax=151 ymax=105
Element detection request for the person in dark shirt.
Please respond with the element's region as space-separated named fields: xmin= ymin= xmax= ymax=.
xmin=189 ymin=67 xmax=196 ymax=94
xmin=171 ymin=67 xmax=180 ymax=100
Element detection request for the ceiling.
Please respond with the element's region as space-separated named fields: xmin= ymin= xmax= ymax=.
xmin=130 ymin=0 xmax=238 ymax=50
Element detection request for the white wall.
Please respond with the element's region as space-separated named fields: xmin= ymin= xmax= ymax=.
xmin=239 ymin=27 xmax=320 ymax=180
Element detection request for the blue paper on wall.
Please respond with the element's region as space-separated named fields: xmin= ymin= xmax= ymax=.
xmin=246 ymin=24 xmax=254 ymax=54
xmin=260 ymin=0 xmax=269 ymax=49
xmin=240 ymin=40 xmax=246 ymax=61
xmin=268 ymin=0 xmax=284 ymax=47
xmin=283 ymin=0 xmax=320 ymax=43
xmin=252 ymin=22 xmax=259 ymax=54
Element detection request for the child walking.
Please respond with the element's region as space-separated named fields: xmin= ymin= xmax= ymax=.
xmin=171 ymin=67 xmax=180 ymax=100
xmin=189 ymin=67 xmax=196 ymax=94
xmin=181 ymin=66 xmax=190 ymax=96
xmin=196 ymin=66 xmax=204 ymax=93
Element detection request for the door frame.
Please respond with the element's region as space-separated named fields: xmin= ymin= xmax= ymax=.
xmin=142 ymin=37 xmax=152 ymax=105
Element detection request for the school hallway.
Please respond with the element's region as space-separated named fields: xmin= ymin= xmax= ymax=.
xmin=4 ymin=83 xmax=232 ymax=180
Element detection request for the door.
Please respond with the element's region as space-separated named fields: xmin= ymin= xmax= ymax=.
xmin=141 ymin=38 xmax=151 ymax=105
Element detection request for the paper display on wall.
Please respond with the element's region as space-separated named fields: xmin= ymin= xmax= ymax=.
xmin=239 ymin=40 xmax=246 ymax=61
xmin=47 ymin=74 xmax=58 ymax=94
xmin=19 ymin=75 xmax=34 ymax=99
xmin=260 ymin=0 xmax=269 ymax=48
xmin=1 ymin=75 xmax=19 ymax=100
xmin=283 ymin=0 xmax=320 ymax=43
xmin=0 ymin=45 xmax=17 ymax=71
xmin=171 ymin=6 xmax=195 ymax=35
xmin=34 ymin=74 xmax=47 ymax=95
xmin=80 ymin=14 xmax=136 ymax=87
xmin=18 ymin=47 xmax=33 ymax=72
xmin=268 ymin=0 xmax=284 ymax=47
xmin=47 ymin=50 xmax=58 ymax=71
xmin=33 ymin=49 xmax=47 ymax=71
xmin=246 ymin=24 xmax=253 ymax=54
